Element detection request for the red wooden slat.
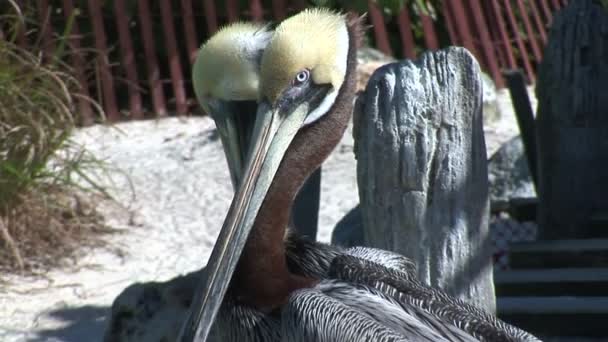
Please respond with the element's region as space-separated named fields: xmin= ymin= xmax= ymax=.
xmin=515 ymin=0 xmax=542 ymax=61
xmin=272 ymin=0 xmax=287 ymax=20
xmin=445 ymin=0 xmax=479 ymax=58
xmin=159 ymin=0 xmax=188 ymax=115
xmin=250 ymin=0 xmax=264 ymax=22
xmin=420 ymin=14 xmax=439 ymax=51
xmin=538 ymin=0 xmax=553 ymax=24
xmin=114 ymin=0 xmax=144 ymax=119
xmin=528 ymin=0 xmax=548 ymax=45
xmin=396 ymin=7 xmax=416 ymax=59
xmin=467 ymin=0 xmax=504 ymax=88
xmin=489 ymin=0 xmax=517 ymax=70
xmin=481 ymin=1 xmax=503 ymax=64
xmin=87 ymin=0 xmax=120 ymax=121
xmin=37 ymin=0 xmax=55 ymax=60
xmin=202 ymin=0 xmax=218 ymax=34
xmin=550 ymin=0 xmax=561 ymax=10
xmin=137 ymin=0 xmax=167 ymax=116
xmin=181 ymin=0 xmax=198 ymax=65
xmin=442 ymin=2 xmax=460 ymax=45
xmin=367 ymin=0 xmax=393 ymax=56
xmin=502 ymin=0 xmax=535 ymax=82
xmin=225 ymin=0 xmax=239 ymax=22
xmin=61 ymin=0 xmax=94 ymax=125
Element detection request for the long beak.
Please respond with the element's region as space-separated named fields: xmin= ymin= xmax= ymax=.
xmin=179 ymin=100 xmax=312 ymax=342
xmin=205 ymin=100 xmax=257 ymax=189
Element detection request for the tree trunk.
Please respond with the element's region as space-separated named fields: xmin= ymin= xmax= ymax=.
xmin=354 ymin=47 xmax=495 ymax=313
xmin=536 ymin=0 xmax=608 ymax=240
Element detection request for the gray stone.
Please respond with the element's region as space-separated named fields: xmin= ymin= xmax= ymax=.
xmin=488 ymin=135 xmax=536 ymax=202
xmin=354 ymin=47 xmax=495 ymax=312
xmin=103 ymin=271 xmax=210 ymax=342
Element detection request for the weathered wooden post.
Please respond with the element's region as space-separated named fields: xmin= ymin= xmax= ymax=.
xmin=536 ymin=0 xmax=608 ymax=240
xmin=354 ymin=47 xmax=495 ymax=312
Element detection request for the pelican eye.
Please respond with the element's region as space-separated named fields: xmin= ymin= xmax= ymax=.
xmin=294 ymin=69 xmax=310 ymax=85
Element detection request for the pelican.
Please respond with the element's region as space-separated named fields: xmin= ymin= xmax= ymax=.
xmin=192 ymin=22 xmax=272 ymax=188
xmin=193 ymin=22 xmax=321 ymax=239
xmin=181 ymin=9 xmax=541 ymax=342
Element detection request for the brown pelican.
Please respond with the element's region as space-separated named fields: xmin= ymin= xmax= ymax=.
xmin=181 ymin=9 xmax=541 ymax=342
xmin=192 ymin=22 xmax=272 ymax=188
xmin=193 ymin=22 xmax=321 ymax=239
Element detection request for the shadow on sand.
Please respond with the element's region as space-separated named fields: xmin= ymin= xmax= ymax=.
xmin=28 ymin=305 xmax=109 ymax=342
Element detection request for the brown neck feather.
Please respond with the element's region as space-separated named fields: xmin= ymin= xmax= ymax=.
xmin=231 ymin=14 xmax=363 ymax=310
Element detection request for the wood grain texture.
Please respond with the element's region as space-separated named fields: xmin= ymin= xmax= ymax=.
xmin=354 ymin=47 xmax=495 ymax=313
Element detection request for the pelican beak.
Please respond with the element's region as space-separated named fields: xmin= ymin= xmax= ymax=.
xmin=179 ymin=97 xmax=315 ymax=341
xmin=205 ymin=99 xmax=257 ymax=189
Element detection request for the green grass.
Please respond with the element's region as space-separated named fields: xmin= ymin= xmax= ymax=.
xmin=0 ymin=1 xmax=112 ymax=273
xmin=0 ymin=41 xmax=77 ymax=206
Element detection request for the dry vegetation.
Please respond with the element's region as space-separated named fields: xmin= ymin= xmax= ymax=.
xmin=0 ymin=1 xmax=111 ymax=275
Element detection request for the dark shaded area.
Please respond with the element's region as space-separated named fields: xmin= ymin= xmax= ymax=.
xmin=535 ymin=0 xmax=608 ymax=240
xmin=500 ymin=312 xmax=608 ymax=338
xmin=291 ymin=168 xmax=321 ymax=240
xmin=28 ymin=305 xmax=109 ymax=342
xmin=331 ymin=205 xmax=363 ymax=248
xmin=497 ymin=279 xmax=608 ymax=297
xmin=509 ymin=239 xmax=608 ymax=269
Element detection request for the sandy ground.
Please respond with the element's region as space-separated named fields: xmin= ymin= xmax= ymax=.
xmin=0 ymin=88 xmax=526 ymax=341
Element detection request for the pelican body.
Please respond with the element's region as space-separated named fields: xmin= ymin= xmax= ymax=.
xmin=181 ymin=9 xmax=541 ymax=342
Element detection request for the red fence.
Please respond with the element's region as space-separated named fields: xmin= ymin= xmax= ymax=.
xmin=6 ymin=0 xmax=568 ymax=124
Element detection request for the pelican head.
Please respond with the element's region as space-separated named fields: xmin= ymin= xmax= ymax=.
xmin=192 ymin=22 xmax=273 ymax=188
xmin=181 ymin=9 xmax=359 ymax=341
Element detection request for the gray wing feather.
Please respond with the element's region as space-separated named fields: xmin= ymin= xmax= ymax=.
xmin=317 ymin=280 xmax=473 ymax=342
xmin=285 ymin=235 xmax=417 ymax=279
xmin=346 ymin=246 xmax=417 ymax=275
xmin=282 ymin=281 xmax=451 ymax=342
xmin=330 ymin=255 xmax=542 ymax=342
